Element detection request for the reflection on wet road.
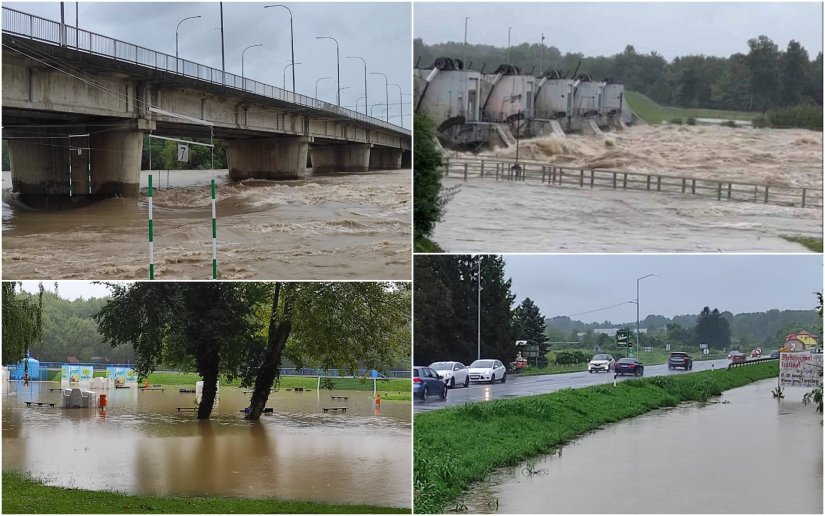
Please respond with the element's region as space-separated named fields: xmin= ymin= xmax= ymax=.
xmin=414 ymin=359 xmax=732 ymax=413
xmin=3 ymin=381 xmax=411 ymax=507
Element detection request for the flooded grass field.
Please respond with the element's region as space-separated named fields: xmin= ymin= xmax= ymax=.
xmin=460 ymin=379 xmax=823 ymax=514
xmin=435 ymin=125 xmax=822 ymax=252
xmin=2 ymin=380 xmax=411 ymax=508
xmin=2 ymin=169 xmax=411 ymax=280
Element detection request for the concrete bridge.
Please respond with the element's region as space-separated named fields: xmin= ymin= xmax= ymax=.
xmin=2 ymin=7 xmax=411 ymax=199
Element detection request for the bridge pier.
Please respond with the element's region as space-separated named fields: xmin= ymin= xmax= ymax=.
xmin=225 ymin=136 xmax=311 ymax=180
xmin=369 ymin=147 xmax=403 ymax=170
xmin=7 ymin=124 xmax=147 ymax=205
xmin=310 ymin=143 xmax=371 ymax=173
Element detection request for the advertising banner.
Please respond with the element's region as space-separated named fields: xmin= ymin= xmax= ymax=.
xmin=779 ymin=352 xmax=823 ymax=388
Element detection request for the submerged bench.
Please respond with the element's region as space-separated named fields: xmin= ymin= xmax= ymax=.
xmin=322 ymin=407 xmax=348 ymax=413
xmin=24 ymin=402 xmax=55 ymax=408
xmin=330 ymin=396 xmax=349 ymax=400
xmin=140 ymin=387 xmax=165 ymax=392
xmin=175 ymin=407 xmax=198 ymax=412
xmin=179 ymin=388 xmax=195 ymax=393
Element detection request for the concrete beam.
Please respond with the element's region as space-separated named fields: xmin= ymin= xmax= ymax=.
xmin=225 ymin=136 xmax=311 ymax=180
xmin=369 ymin=147 xmax=403 ymax=171
xmin=311 ymin=143 xmax=371 ymax=173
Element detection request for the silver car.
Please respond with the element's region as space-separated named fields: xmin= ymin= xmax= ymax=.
xmin=429 ymin=361 xmax=470 ymax=388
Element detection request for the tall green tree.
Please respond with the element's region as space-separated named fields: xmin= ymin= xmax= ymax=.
xmin=694 ymin=306 xmax=731 ymax=348
xmin=747 ymin=35 xmax=782 ymax=112
xmin=413 ymin=114 xmax=444 ymax=242
xmin=2 ymin=282 xmax=44 ymax=364
xmin=781 ymin=40 xmax=810 ymax=107
xmin=513 ymin=297 xmax=548 ymax=359
xmin=96 ymin=283 xmax=258 ymax=419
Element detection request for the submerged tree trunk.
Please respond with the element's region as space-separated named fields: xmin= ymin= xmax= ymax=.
xmin=198 ymin=367 xmax=219 ymax=420
xmin=246 ymin=284 xmax=293 ymax=421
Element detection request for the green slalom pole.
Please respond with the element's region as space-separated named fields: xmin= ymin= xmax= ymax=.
xmin=148 ymin=174 xmax=154 ymax=280
xmin=211 ymin=179 xmax=217 ymax=279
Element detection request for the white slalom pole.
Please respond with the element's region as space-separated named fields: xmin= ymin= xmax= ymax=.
xmin=148 ymin=174 xmax=154 ymax=280
xmin=211 ymin=179 xmax=217 ymax=279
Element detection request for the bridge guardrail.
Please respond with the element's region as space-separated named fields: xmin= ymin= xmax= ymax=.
xmin=443 ymin=157 xmax=822 ymax=209
xmin=1 ymin=7 xmax=410 ymax=137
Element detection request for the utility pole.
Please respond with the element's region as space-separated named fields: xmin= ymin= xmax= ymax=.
xmin=539 ymin=33 xmax=545 ymax=74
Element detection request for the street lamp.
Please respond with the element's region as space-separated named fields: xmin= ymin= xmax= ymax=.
xmin=506 ymin=26 xmax=513 ymax=66
xmin=264 ymin=4 xmax=295 ymax=93
xmin=477 ymin=255 xmax=482 ymax=361
xmin=241 ymin=44 xmax=263 ymax=85
xmin=369 ymin=103 xmax=385 ymax=117
xmin=636 ymin=273 xmax=658 ymax=358
xmin=463 ymin=17 xmax=469 ymax=68
xmin=315 ymin=76 xmax=331 ymax=99
xmin=370 ymin=71 xmax=389 ymax=123
xmin=176 ymin=15 xmax=201 ymax=73
xmin=316 ymin=36 xmax=340 ymax=106
xmin=284 ymin=61 xmax=300 ymax=90
xmin=346 ymin=56 xmax=368 ymax=115
xmin=354 ymin=96 xmax=366 ymax=113
xmin=389 ymin=83 xmax=403 ymax=128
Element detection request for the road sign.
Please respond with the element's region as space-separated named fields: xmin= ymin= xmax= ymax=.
xmin=515 ymin=340 xmax=527 ymax=346
xmin=616 ymin=329 xmax=629 ymax=347
xmin=177 ymin=143 xmax=189 ymax=162
xmin=703 ymin=348 xmax=710 ymax=355
xmin=666 ymin=343 xmax=671 ymax=351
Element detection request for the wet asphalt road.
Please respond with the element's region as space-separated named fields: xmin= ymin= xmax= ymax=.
xmin=413 ymin=358 xmax=732 ymax=414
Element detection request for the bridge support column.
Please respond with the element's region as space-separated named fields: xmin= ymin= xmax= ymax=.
xmin=401 ymin=149 xmax=412 ymax=168
xmin=369 ymin=147 xmax=403 ymax=170
xmin=88 ymin=129 xmax=144 ymax=197
xmin=225 ymin=136 xmax=311 ymax=180
xmin=310 ymin=143 xmax=371 ymax=173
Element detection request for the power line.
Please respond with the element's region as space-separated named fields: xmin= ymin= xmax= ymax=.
xmin=565 ymin=300 xmax=635 ymax=318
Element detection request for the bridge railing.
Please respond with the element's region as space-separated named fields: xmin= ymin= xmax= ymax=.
xmin=2 ymin=7 xmax=410 ymax=136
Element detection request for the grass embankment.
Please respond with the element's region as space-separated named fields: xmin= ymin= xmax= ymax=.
xmin=2 ymin=472 xmax=408 ymax=514
xmin=414 ymin=236 xmax=444 ymax=253
xmin=780 ymin=235 xmax=823 ymax=252
xmin=414 ymin=362 xmax=778 ymax=513
xmin=625 ymin=91 xmax=757 ymax=125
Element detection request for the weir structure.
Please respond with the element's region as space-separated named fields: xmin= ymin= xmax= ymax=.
xmin=414 ymin=56 xmax=633 ymax=150
xmin=1 ymin=7 xmax=411 ymax=203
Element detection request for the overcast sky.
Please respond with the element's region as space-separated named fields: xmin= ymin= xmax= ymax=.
xmin=6 ymin=2 xmax=411 ymax=129
xmin=17 ymin=281 xmax=125 ymax=300
xmin=503 ymin=255 xmax=823 ymax=324
xmin=414 ymin=2 xmax=823 ymax=61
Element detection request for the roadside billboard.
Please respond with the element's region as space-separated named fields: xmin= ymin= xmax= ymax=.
xmin=779 ymin=352 xmax=823 ymax=388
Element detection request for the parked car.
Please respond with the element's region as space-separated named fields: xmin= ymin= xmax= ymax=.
xmin=468 ymin=359 xmax=507 ymax=384
xmin=614 ymin=357 xmax=644 ymax=376
xmin=667 ymin=352 xmax=693 ymax=370
xmin=429 ymin=361 xmax=470 ymax=388
xmin=750 ymin=348 xmax=762 ymax=358
xmin=413 ymin=366 xmax=448 ymax=401
xmin=729 ymin=351 xmax=746 ymax=363
xmin=588 ymin=353 xmax=615 ymax=373
xmin=769 ymin=350 xmax=780 ymax=359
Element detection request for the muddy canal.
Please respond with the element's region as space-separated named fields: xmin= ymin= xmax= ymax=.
xmin=2 ymin=168 xmax=411 ymax=280
xmin=3 ymin=381 xmax=411 ymax=508
xmin=462 ymin=379 xmax=822 ymax=513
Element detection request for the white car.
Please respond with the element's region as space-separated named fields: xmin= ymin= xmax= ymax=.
xmin=429 ymin=361 xmax=470 ymax=388
xmin=468 ymin=359 xmax=507 ymax=384
xmin=588 ymin=353 xmax=615 ymax=373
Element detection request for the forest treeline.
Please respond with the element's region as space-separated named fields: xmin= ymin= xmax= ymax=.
xmin=414 ymin=35 xmax=822 ymax=113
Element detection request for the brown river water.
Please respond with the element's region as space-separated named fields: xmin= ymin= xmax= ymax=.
xmin=436 ymin=125 xmax=822 ymax=253
xmin=2 ymin=380 xmax=412 ymax=508
xmin=461 ymin=379 xmax=823 ymax=513
xmin=2 ymin=169 xmax=411 ymax=280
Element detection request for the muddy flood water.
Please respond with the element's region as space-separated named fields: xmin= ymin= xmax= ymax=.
xmin=435 ymin=125 xmax=822 ymax=252
xmin=2 ymin=169 xmax=411 ymax=280
xmin=2 ymin=381 xmax=411 ymax=508
xmin=461 ymin=379 xmax=822 ymax=513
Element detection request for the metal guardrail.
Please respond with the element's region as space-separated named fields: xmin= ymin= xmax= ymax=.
xmin=727 ymin=356 xmax=779 ymax=370
xmin=1 ymin=7 xmax=410 ymax=137
xmin=443 ymin=157 xmax=822 ymax=209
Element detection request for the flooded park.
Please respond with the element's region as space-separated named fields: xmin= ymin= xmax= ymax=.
xmin=2 ymin=379 xmax=412 ymax=508
xmin=461 ymin=379 xmax=823 ymax=513
xmin=2 ymin=168 xmax=411 ymax=280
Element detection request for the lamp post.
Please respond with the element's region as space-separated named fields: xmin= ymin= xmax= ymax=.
xmin=284 ymin=61 xmax=300 ymax=90
xmin=354 ymin=96 xmax=366 ymax=113
xmin=506 ymin=26 xmax=513 ymax=66
xmin=176 ymin=15 xmax=201 ymax=73
xmin=369 ymin=103 xmax=385 ymax=117
xmin=316 ymin=36 xmax=340 ymax=106
xmin=370 ymin=71 xmax=389 ymax=123
xmin=463 ymin=17 xmax=469 ymax=68
xmin=241 ymin=44 xmax=263 ymax=85
xmin=636 ymin=274 xmax=658 ymax=358
xmin=346 ymin=56 xmax=367 ymax=115
xmin=389 ymin=83 xmax=403 ymax=128
xmin=315 ymin=76 xmax=331 ymax=99
xmin=264 ymin=4 xmax=295 ymax=92
xmin=477 ymin=255 xmax=482 ymax=361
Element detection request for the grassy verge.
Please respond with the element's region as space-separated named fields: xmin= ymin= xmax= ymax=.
xmin=516 ymin=349 xmax=728 ymax=377
xmin=414 ymin=236 xmax=444 ymax=253
xmin=625 ymin=91 xmax=757 ymax=125
xmin=414 ymin=362 xmax=778 ymax=513
xmin=144 ymin=372 xmax=410 ymax=394
xmin=780 ymin=235 xmax=823 ymax=252
xmin=2 ymin=472 xmax=408 ymax=514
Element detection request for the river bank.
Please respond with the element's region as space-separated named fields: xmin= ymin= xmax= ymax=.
xmin=2 ymin=472 xmax=409 ymax=514
xmin=413 ymin=362 xmax=779 ymax=513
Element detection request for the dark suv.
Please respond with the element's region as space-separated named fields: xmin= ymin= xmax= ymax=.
xmin=668 ymin=352 xmax=693 ymax=370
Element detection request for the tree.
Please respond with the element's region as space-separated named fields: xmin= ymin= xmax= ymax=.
xmin=747 ymin=35 xmax=782 ymax=112
xmin=2 ymin=282 xmax=43 ymax=364
xmin=695 ymin=307 xmax=731 ymax=348
xmin=96 ymin=283 xmax=258 ymax=419
xmin=413 ymin=114 xmax=444 ymax=242
xmin=242 ymin=282 xmax=410 ymax=420
xmin=514 ymin=298 xmax=548 ymax=362
xmin=781 ymin=40 xmax=810 ymax=107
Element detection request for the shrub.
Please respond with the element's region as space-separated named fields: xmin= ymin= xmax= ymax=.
xmin=752 ymin=115 xmax=771 ymax=128
xmin=669 ymin=118 xmax=683 ymax=125
xmin=685 ymin=117 xmax=696 ymax=125
xmin=721 ymin=120 xmax=737 ymax=128
xmin=767 ymin=105 xmax=823 ymax=131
